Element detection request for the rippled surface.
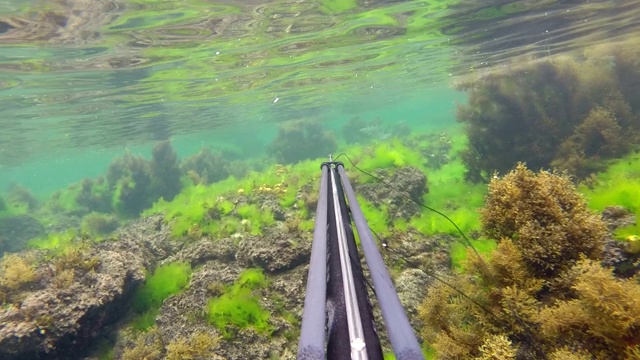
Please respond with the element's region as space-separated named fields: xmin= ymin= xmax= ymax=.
xmin=1 ymin=0 xmax=639 ymax=167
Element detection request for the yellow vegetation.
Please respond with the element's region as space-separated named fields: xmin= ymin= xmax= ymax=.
xmin=480 ymin=163 xmax=606 ymax=278
xmin=0 ymin=253 xmax=36 ymax=291
xmin=165 ymin=331 xmax=221 ymax=360
xmin=121 ymin=328 xmax=162 ymax=360
xmin=419 ymin=164 xmax=640 ymax=359
xmin=537 ymin=259 xmax=640 ymax=357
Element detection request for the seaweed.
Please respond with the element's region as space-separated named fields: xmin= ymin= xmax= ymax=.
xmin=81 ymin=212 xmax=119 ymax=237
xmin=206 ymin=269 xmax=272 ymax=338
xmin=181 ymin=147 xmax=230 ymax=185
xmin=419 ymin=163 xmax=639 ymax=359
xmin=537 ymin=259 xmax=640 ymax=358
xmin=481 ymin=163 xmax=606 ymax=278
xmin=150 ymin=140 xmax=182 ymax=202
xmin=268 ymin=120 xmax=337 ymax=164
xmin=552 ymin=106 xmax=629 ymax=178
xmin=456 ymin=50 xmax=640 ymax=182
xmin=107 ymin=150 xmax=155 ymax=217
xmin=131 ymin=262 xmax=192 ymax=331
xmin=165 ymin=332 xmax=221 ymax=360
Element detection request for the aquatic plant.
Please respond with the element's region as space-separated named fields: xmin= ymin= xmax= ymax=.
xmin=268 ymin=119 xmax=337 ymax=164
xmin=52 ymin=246 xmax=100 ymax=273
xmin=75 ymin=177 xmax=113 ymax=214
xmin=552 ymin=105 xmax=629 ymax=178
xmin=181 ymin=146 xmax=230 ymax=185
xmin=206 ymin=268 xmax=272 ymax=338
xmin=456 ymin=51 xmax=640 ymax=182
xmin=132 ymin=262 xmax=192 ymax=312
xmin=449 ymin=238 xmax=496 ymax=272
xmin=418 ymin=164 xmax=639 ymax=359
xmin=579 ymin=151 xmax=640 ymax=213
xmin=121 ymin=328 xmax=163 ymax=360
xmin=1 ymin=184 xmax=39 ymax=216
xmin=356 ymin=140 xmax=423 ymax=174
xmin=578 ymin=151 xmax=640 ymax=242
xmin=131 ymin=262 xmax=192 ymax=331
xmin=481 ymin=163 xmax=606 ymax=278
xmin=357 ymin=196 xmax=392 ymax=238
xmin=107 ymin=140 xmax=184 ymax=217
xmin=404 ymin=141 xmax=485 ymax=237
xmin=235 ymin=203 xmax=275 ymax=236
xmin=81 ymin=212 xmax=119 ymax=237
xmin=107 ymin=150 xmax=155 ymax=217
xmin=537 ymin=259 xmax=640 ymax=358
xmin=0 ymin=253 xmax=36 ymax=291
xmin=27 ymin=229 xmax=78 ymax=251
xmin=146 ymin=159 xmax=319 ymax=239
xmin=150 ymin=140 xmax=182 ymax=202
xmin=165 ymin=331 xmax=221 ymax=360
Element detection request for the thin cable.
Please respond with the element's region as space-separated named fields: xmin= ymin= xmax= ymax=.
xmin=333 ymin=152 xmax=483 ymax=261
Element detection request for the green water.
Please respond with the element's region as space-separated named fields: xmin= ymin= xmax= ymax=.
xmin=1 ymin=0 xmax=639 ymax=193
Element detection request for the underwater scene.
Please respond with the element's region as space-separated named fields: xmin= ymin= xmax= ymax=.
xmin=1 ymin=0 xmax=640 ymax=359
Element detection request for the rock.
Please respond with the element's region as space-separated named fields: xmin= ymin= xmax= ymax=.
xmin=395 ymin=268 xmax=432 ymax=321
xmin=165 ymin=237 xmax=238 ymax=266
xmin=0 ymin=214 xmax=176 ymax=359
xmin=0 ymin=249 xmax=145 ymax=359
xmin=382 ymin=229 xmax=452 ymax=274
xmin=601 ymin=206 xmax=636 ymax=231
xmin=147 ymin=263 xmax=307 ymax=360
xmin=600 ymin=206 xmax=639 ymax=277
xmin=357 ymin=166 xmax=428 ymax=220
xmin=108 ymin=214 xmax=179 ymax=269
xmin=236 ymin=231 xmax=312 ymax=273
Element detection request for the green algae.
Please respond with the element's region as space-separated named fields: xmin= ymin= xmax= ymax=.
xmin=130 ymin=262 xmax=193 ymax=332
xmin=27 ymin=229 xmax=78 ymax=251
xmin=579 ymin=152 xmax=640 ymax=240
xmin=206 ymin=268 xmax=272 ymax=338
xmin=579 ymin=152 xmax=640 ymax=213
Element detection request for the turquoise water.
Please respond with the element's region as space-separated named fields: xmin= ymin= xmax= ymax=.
xmin=2 ymin=0 xmax=638 ymax=193
xmin=1 ymin=84 xmax=464 ymax=197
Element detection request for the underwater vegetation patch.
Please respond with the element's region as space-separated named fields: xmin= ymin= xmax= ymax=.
xmin=419 ymin=163 xmax=640 ymax=359
xmin=579 ymin=151 xmax=640 ymax=241
xmin=206 ymin=268 xmax=272 ymax=338
xmin=268 ymin=120 xmax=337 ymax=164
xmin=27 ymin=229 xmax=78 ymax=251
xmin=456 ymin=45 xmax=640 ymax=182
xmin=579 ymin=151 xmax=640 ymax=212
xmin=144 ymin=158 xmax=324 ymax=240
xmin=130 ymin=262 xmax=192 ymax=331
xmin=449 ymin=238 xmax=496 ymax=272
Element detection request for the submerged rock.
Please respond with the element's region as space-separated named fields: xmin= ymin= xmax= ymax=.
xmin=0 ymin=248 xmax=145 ymax=359
xmin=358 ymin=166 xmax=428 ymax=220
xmin=0 ymin=215 xmax=175 ymax=359
xmin=600 ymin=206 xmax=639 ymax=277
xmin=236 ymin=231 xmax=312 ymax=273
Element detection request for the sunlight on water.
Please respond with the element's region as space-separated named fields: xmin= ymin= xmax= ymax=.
xmin=0 ymin=0 xmax=639 ymax=177
xmin=0 ymin=0 xmax=640 ymax=170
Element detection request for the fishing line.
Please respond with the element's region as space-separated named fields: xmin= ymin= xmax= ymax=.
xmin=333 ymin=152 xmax=483 ymax=261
